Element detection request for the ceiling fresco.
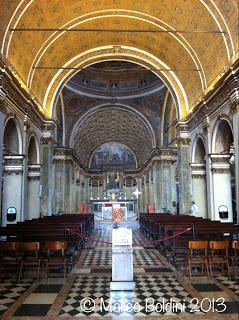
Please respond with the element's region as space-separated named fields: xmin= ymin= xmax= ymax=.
xmin=0 ymin=0 xmax=238 ymax=118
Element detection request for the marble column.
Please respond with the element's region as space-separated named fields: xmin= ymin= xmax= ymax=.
xmin=40 ymin=136 xmax=54 ymax=216
xmin=85 ymin=176 xmax=90 ymax=203
xmin=204 ymin=117 xmax=214 ymax=220
xmin=64 ymin=160 xmax=73 ymax=214
xmin=176 ymin=126 xmax=192 ymax=214
xmin=0 ymin=108 xmax=6 ymax=224
xmin=152 ymin=161 xmax=161 ymax=212
xmin=148 ymin=168 xmax=154 ymax=204
xmin=191 ymin=163 xmax=207 ymax=218
xmin=27 ymin=165 xmax=41 ymax=219
xmin=140 ymin=177 xmax=145 ymax=212
xmin=135 ymin=177 xmax=142 ymax=213
xmin=20 ymin=126 xmax=29 ymax=221
xmin=82 ymin=176 xmax=85 ymax=203
xmin=144 ymin=174 xmax=149 ymax=212
xmin=210 ymin=154 xmax=233 ymax=222
xmin=230 ymin=99 xmax=239 ymax=223
xmin=152 ymin=150 xmax=177 ymax=213
xmin=53 ymin=159 xmax=65 ymax=213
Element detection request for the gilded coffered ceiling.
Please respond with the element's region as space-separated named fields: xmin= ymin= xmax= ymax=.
xmin=0 ymin=0 xmax=238 ymax=118
xmin=71 ymin=107 xmax=154 ymax=168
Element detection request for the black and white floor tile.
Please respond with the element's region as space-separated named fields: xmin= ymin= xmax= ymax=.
xmin=81 ymin=249 xmax=166 ymax=267
xmin=216 ymin=276 xmax=239 ymax=295
xmin=0 ymin=278 xmax=32 ymax=316
xmin=13 ymin=282 xmax=64 ymax=317
xmin=59 ymin=274 xmax=200 ymax=317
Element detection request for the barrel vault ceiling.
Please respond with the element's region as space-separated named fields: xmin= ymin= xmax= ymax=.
xmin=0 ymin=0 xmax=238 ymax=119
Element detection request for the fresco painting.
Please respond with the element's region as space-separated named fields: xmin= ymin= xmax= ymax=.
xmin=90 ymin=143 xmax=136 ymax=170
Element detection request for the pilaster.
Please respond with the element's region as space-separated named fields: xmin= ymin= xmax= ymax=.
xmin=210 ymin=154 xmax=233 ymax=222
xmin=176 ymin=122 xmax=192 ymax=214
xmin=40 ymin=126 xmax=55 ymax=216
xmin=0 ymin=98 xmax=7 ymax=224
xmin=191 ymin=163 xmax=207 ymax=218
xmin=2 ymin=155 xmax=24 ymax=225
xmin=230 ymin=93 xmax=239 ymax=223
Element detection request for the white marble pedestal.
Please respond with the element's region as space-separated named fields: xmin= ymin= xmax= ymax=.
xmin=110 ymin=228 xmax=135 ymax=291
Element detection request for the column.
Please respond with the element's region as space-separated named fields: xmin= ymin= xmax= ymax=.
xmin=190 ymin=163 xmax=207 ymax=218
xmin=53 ymin=158 xmax=65 ymax=213
xmin=40 ymin=133 xmax=55 ymax=216
xmin=161 ymin=150 xmax=177 ymax=213
xmin=53 ymin=148 xmax=75 ymax=214
xmin=203 ymin=116 xmax=214 ymax=220
xmin=210 ymin=154 xmax=233 ymax=222
xmin=80 ymin=174 xmax=85 ymax=203
xmin=140 ymin=177 xmax=145 ymax=212
xmin=152 ymin=161 xmax=161 ymax=212
xmin=144 ymin=174 xmax=149 ymax=212
xmin=20 ymin=122 xmax=29 ymax=221
xmin=176 ymin=123 xmax=192 ymax=214
xmin=27 ymin=165 xmax=41 ymax=219
xmin=0 ymin=102 xmax=7 ymax=224
xmin=148 ymin=168 xmax=154 ymax=204
xmin=2 ymin=155 xmax=24 ymax=225
xmin=85 ymin=176 xmax=90 ymax=203
xmin=230 ymin=98 xmax=239 ymax=223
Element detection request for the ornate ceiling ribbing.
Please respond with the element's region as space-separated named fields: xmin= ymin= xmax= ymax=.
xmin=72 ymin=107 xmax=153 ymax=168
xmin=0 ymin=0 xmax=238 ymax=118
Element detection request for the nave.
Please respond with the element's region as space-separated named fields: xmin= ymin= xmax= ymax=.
xmin=0 ymin=221 xmax=238 ymax=319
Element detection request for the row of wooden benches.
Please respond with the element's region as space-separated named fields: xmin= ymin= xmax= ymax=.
xmin=139 ymin=213 xmax=239 ymax=257
xmin=0 ymin=214 xmax=94 ymax=247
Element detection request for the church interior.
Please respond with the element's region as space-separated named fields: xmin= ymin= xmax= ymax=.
xmin=0 ymin=1 xmax=238 ymax=319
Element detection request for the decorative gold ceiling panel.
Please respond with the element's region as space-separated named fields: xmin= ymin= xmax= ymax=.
xmin=0 ymin=0 xmax=238 ymax=118
xmin=72 ymin=107 xmax=153 ymax=168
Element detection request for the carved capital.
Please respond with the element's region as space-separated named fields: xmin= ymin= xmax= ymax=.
xmin=0 ymin=96 xmax=8 ymax=113
xmin=41 ymin=137 xmax=54 ymax=145
xmin=177 ymin=137 xmax=191 ymax=145
xmin=192 ymin=174 xmax=206 ymax=179
xmin=230 ymin=101 xmax=239 ymax=114
xmin=211 ymin=168 xmax=230 ymax=174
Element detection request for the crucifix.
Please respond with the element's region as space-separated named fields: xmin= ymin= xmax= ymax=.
xmin=132 ymin=188 xmax=142 ymax=219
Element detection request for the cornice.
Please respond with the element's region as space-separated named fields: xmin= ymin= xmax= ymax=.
xmin=186 ymin=60 xmax=239 ymax=131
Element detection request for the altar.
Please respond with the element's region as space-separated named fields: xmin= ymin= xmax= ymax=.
xmin=90 ymin=200 xmax=136 ymax=221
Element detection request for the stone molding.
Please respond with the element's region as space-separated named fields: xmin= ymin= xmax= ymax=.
xmin=3 ymin=155 xmax=24 ymax=175
xmin=192 ymin=173 xmax=206 ymax=179
xmin=210 ymin=154 xmax=231 ymax=163
xmin=211 ymin=168 xmax=231 ymax=174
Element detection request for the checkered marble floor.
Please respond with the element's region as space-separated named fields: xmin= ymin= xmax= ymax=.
xmin=0 ymin=278 xmax=32 ymax=316
xmin=216 ymin=276 xmax=239 ymax=295
xmin=81 ymin=249 xmax=165 ymax=267
xmin=59 ymin=274 xmax=200 ymax=317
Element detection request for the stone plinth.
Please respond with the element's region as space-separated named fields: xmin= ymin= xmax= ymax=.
xmin=110 ymin=227 xmax=135 ymax=291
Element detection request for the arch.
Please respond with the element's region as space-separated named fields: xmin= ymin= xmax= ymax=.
xmin=70 ymin=103 xmax=156 ymax=149
xmin=162 ymin=92 xmax=178 ymax=147
xmin=192 ymin=135 xmax=206 ymax=163
xmin=212 ymin=117 xmax=233 ymax=154
xmin=27 ymin=134 xmax=40 ymax=164
xmin=46 ymin=48 xmax=188 ymax=120
xmin=71 ymin=105 xmax=154 ymax=168
xmin=3 ymin=117 xmax=22 ymax=155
